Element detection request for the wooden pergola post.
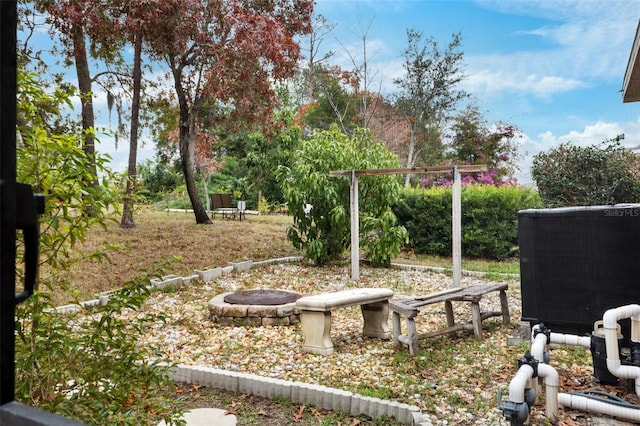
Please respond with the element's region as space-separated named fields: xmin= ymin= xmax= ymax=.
xmin=350 ymin=170 xmax=360 ymax=280
xmin=331 ymin=165 xmax=486 ymax=283
xmin=452 ymin=165 xmax=462 ymax=287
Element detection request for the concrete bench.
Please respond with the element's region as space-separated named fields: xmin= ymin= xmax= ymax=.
xmin=295 ymin=288 xmax=393 ymax=355
xmin=390 ymin=283 xmax=510 ymax=356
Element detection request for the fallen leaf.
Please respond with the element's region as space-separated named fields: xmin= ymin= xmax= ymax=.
xmin=293 ymin=405 xmax=305 ymax=420
xmin=225 ymin=410 xmax=239 ymax=416
xmin=310 ymin=407 xmax=324 ymax=420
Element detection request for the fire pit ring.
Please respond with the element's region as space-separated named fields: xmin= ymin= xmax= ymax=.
xmin=224 ymin=289 xmax=301 ymax=305
xmin=208 ymin=289 xmax=303 ymax=326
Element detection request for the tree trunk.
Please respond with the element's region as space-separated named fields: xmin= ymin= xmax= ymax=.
xmin=72 ymin=24 xmax=97 ymax=188
xmin=120 ymin=32 xmax=142 ymax=229
xmin=403 ymin=131 xmax=417 ymax=187
xmin=179 ymin=109 xmax=212 ymax=224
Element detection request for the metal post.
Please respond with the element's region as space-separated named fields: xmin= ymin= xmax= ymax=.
xmin=350 ymin=170 xmax=359 ymax=281
xmin=452 ymin=166 xmax=462 ymax=288
xmin=1 ymin=1 xmax=18 ymax=405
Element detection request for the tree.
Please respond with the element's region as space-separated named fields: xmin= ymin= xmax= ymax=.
xmin=531 ymin=141 xmax=640 ymax=207
xmin=393 ymin=29 xmax=468 ymax=186
xmin=243 ymin=110 xmax=302 ymax=209
xmin=146 ymin=0 xmax=313 ymax=224
xmin=443 ymin=105 xmax=520 ymax=185
xmin=297 ymin=64 xmax=360 ymax=134
xmin=281 ymin=125 xmax=408 ymax=266
xmin=40 ymin=0 xmax=124 ymax=193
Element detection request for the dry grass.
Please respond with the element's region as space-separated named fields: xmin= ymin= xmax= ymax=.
xmin=58 ymin=208 xmax=300 ymax=305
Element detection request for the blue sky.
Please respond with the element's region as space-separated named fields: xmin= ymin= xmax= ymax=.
xmin=23 ymin=0 xmax=640 ymax=184
xmin=313 ymin=0 xmax=640 ymax=183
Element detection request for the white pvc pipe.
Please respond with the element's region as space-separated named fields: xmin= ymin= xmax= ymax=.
xmin=530 ymin=332 xmax=547 ymax=363
xmin=558 ymin=393 xmax=640 ymax=422
xmin=602 ymin=304 xmax=640 ymax=396
xmin=508 ymin=364 xmax=534 ymax=404
xmin=550 ymin=332 xmax=591 ymax=348
xmin=537 ymin=363 xmax=559 ymax=422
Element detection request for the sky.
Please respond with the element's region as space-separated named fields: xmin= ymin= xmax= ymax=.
xmin=22 ymin=0 xmax=640 ymax=185
xmin=311 ymin=0 xmax=640 ymax=183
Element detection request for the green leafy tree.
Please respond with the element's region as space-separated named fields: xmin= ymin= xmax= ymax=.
xmin=300 ymin=64 xmax=360 ymax=134
xmin=243 ymin=111 xmax=303 ymax=208
xmin=281 ymin=125 xmax=408 ymax=266
xmin=531 ymin=141 xmax=640 ymax=207
xmin=393 ymin=29 xmax=468 ymax=185
xmin=16 ymin=69 xmax=182 ymax=425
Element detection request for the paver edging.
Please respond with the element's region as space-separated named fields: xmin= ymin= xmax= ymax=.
xmin=169 ymin=364 xmax=424 ymax=425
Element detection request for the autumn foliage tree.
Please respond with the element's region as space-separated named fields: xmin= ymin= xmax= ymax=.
xmin=146 ymin=0 xmax=313 ymax=224
xmin=442 ymin=105 xmax=520 ymax=185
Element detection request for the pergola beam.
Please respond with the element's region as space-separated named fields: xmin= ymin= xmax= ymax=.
xmin=331 ymin=164 xmax=487 ymax=283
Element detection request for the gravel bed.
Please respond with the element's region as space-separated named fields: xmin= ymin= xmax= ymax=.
xmin=115 ymin=262 xmax=603 ymax=424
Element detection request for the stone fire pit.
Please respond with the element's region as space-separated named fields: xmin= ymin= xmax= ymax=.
xmin=208 ymin=289 xmax=303 ymax=326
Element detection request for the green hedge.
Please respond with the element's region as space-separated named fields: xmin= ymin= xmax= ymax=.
xmin=394 ymin=185 xmax=543 ymax=259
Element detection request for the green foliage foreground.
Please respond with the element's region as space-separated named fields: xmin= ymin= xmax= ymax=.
xmin=395 ymin=185 xmax=543 ymax=259
xmin=281 ymin=125 xmax=408 ymax=266
xmin=16 ymin=276 xmax=183 ymax=425
xmin=16 ymin=69 xmax=182 ymax=425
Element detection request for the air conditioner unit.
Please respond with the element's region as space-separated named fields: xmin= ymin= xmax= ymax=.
xmin=518 ymin=204 xmax=640 ymax=338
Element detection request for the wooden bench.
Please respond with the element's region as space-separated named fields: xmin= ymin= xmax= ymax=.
xmin=210 ymin=193 xmax=245 ymax=220
xmin=295 ymin=288 xmax=394 ymax=355
xmin=390 ymin=283 xmax=510 ymax=355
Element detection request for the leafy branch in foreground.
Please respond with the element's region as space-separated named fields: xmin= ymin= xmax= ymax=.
xmin=15 ymin=268 xmax=185 ymax=425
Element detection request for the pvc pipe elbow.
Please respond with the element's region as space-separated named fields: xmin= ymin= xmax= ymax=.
xmin=603 ymin=304 xmax=640 ymax=329
xmin=508 ymin=365 xmax=535 ymax=404
xmin=537 ymin=363 xmax=558 ymax=386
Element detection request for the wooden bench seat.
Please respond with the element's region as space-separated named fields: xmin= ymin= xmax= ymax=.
xmin=390 ymin=283 xmax=510 ymax=355
xmin=295 ymin=288 xmax=393 ymax=355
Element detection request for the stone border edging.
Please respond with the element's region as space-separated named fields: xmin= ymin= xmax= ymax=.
xmin=169 ymin=364 xmax=424 ymax=425
xmin=52 ymin=256 xmax=512 ymax=425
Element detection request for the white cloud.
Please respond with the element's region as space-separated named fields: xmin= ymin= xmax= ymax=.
xmin=463 ymin=68 xmax=585 ymax=99
xmin=515 ymin=116 xmax=640 ymax=185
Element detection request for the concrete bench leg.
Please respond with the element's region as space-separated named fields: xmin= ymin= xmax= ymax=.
xmin=300 ymin=310 xmax=334 ymax=355
xmin=361 ymin=301 xmax=390 ymax=339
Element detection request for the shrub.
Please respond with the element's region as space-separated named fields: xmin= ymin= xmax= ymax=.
xmin=15 ymin=271 xmax=184 ymax=425
xmin=531 ymin=141 xmax=640 ymax=207
xmin=281 ymin=125 xmax=408 ymax=266
xmin=395 ymin=185 xmax=542 ymax=259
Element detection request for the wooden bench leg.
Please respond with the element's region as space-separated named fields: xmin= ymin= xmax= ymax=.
xmin=361 ymin=301 xmax=390 ymax=339
xmin=445 ymin=300 xmax=456 ymax=337
xmin=392 ymin=311 xmax=401 ymax=347
xmin=300 ymin=310 xmax=334 ymax=355
xmin=499 ymin=290 xmax=511 ymax=324
xmin=406 ymin=317 xmax=418 ymax=355
xmin=470 ymin=301 xmax=483 ymax=338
